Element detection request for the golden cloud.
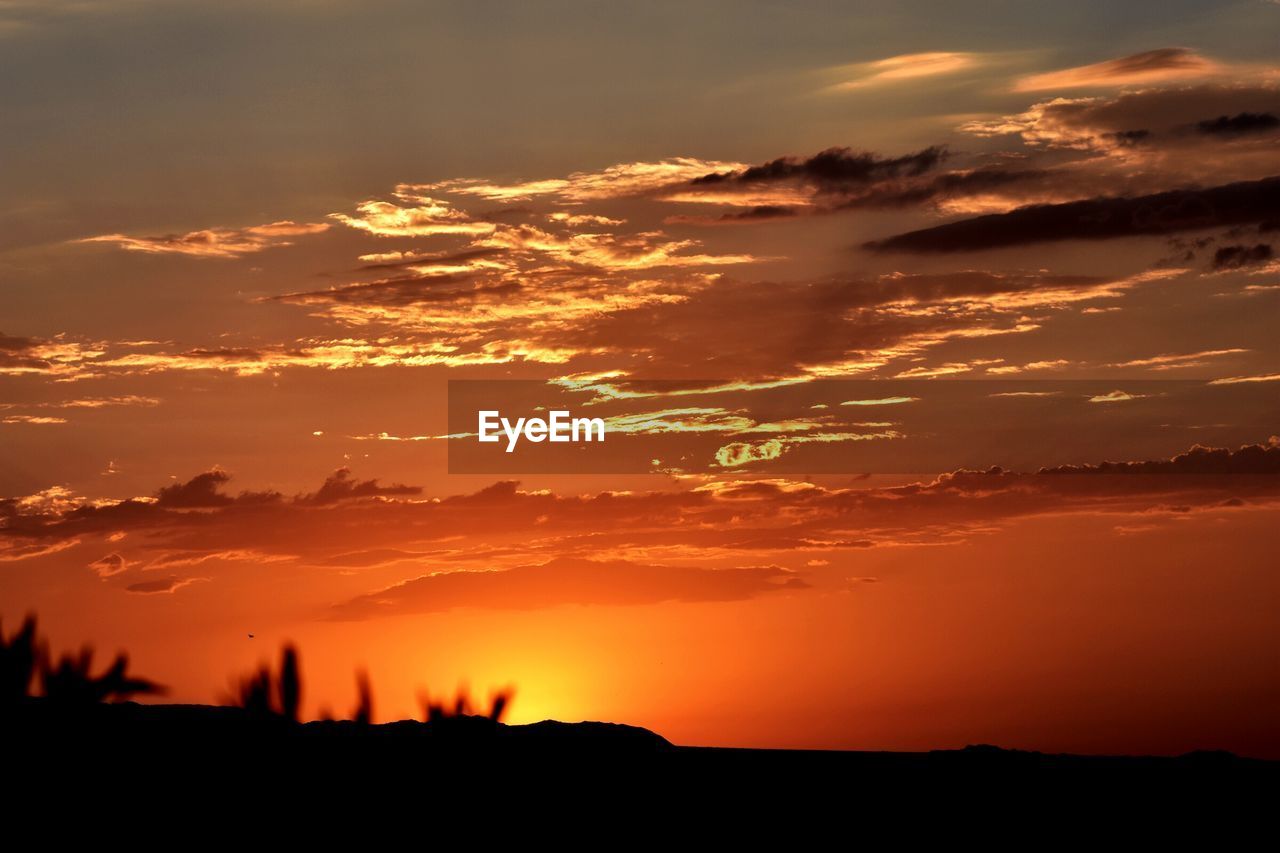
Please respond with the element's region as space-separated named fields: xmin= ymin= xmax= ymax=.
xmin=78 ymin=220 xmax=329 ymax=258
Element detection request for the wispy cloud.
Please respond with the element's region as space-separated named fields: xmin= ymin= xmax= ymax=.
xmin=2 ymin=414 xmax=67 ymax=425
xmin=840 ymin=396 xmax=918 ymax=406
xmin=425 ymin=159 xmax=745 ymax=203
xmin=822 ymin=51 xmax=981 ymax=92
xmin=78 ymin=220 xmax=329 ymax=258
xmin=1089 ymin=390 xmax=1148 ymax=403
xmin=1209 ymin=372 xmax=1280 ymax=385
xmin=1014 ymin=48 xmax=1223 ymax=91
xmin=1109 ymin=349 xmax=1248 ymax=370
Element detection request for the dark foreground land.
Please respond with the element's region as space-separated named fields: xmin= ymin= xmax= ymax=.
xmin=8 ymin=698 xmax=1278 ymax=782
xmin=9 ymin=701 xmax=1280 ymax=834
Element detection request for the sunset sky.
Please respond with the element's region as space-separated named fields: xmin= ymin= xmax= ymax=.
xmin=2 ymin=0 xmax=1279 ymax=756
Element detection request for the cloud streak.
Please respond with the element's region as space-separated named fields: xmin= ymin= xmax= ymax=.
xmin=1014 ymin=48 xmax=1223 ymax=91
xmin=79 ymin=221 xmax=329 ymax=258
xmin=331 ymin=557 xmax=808 ymax=619
xmin=823 ymin=52 xmax=980 ymax=92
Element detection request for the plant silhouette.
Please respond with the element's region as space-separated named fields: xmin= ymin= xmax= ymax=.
xmin=280 ymin=645 xmax=301 ymax=721
xmin=353 ymin=669 xmax=373 ymax=725
xmin=3 ymin=613 xmax=163 ymax=706
xmin=230 ymin=644 xmax=303 ymax=722
xmin=419 ymin=686 xmax=515 ymax=741
xmin=41 ymin=648 xmax=164 ymax=705
xmin=9 ymin=612 xmax=523 ymax=742
xmin=228 ymin=641 xmax=513 ymax=732
xmin=421 ymin=687 xmax=512 ymax=723
xmin=1 ymin=614 xmax=38 ymax=704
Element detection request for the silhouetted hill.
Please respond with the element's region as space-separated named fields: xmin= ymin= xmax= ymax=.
xmin=6 ymin=697 xmax=1277 ymax=780
xmin=5 ymin=697 xmax=674 ymax=757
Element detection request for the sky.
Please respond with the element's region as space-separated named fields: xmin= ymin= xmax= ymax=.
xmin=2 ymin=0 xmax=1279 ymax=756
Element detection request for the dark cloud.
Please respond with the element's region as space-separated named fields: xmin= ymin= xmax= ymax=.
xmin=1037 ymin=438 xmax=1280 ymax=475
xmin=0 ymin=332 xmax=61 ymax=375
xmin=1105 ymin=129 xmax=1151 ymax=147
xmin=693 ymin=146 xmax=947 ymax=191
xmin=1197 ymin=112 xmax=1280 ymax=136
xmin=866 ymin=176 xmax=1280 ymax=253
xmin=330 ymin=557 xmax=808 ymax=619
xmin=680 ymin=146 xmax=1058 ymax=219
xmin=155 ymin=470 xmax=235 ymax=507
xmin=275 ymin=274 xmax=515 ymax=308
xmin=181 ymin=347 xmax=264 ymax=362
xmin=836 ymin=166 xmax=1050 ymax=210
xmin=1212 ymin=243 xmax=1273 ymax=270
xmin=298 ymin=468 xmax=422 ymax=505
xmin=1 ymin=467 xmax=427 ymax=552
xmin=125 ymin=576 xmax=199 ymax=595
xmin=668 ymin=205 xmax=801 ymax=225
xmin=0 ymin=333 xmax=35 ymax=353
xmin=675 ymin=144 xmax=1055 ymax=224
xmin=156 ymin=469 xmax=281 ymax=508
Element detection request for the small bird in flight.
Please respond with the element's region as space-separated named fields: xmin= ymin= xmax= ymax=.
xmin=247 ymin=633 xmax=255 ymax=639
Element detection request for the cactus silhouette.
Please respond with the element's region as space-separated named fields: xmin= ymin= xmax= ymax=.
xmin=232 ymin=644 xmax=303 ymax=722
xmin=353 ymin=669 xmax=373 ymax=726
xmin=489 ymin=691 xmax=510 ymax=723
xmin=279 ymin=646 xmax=301 ymax=722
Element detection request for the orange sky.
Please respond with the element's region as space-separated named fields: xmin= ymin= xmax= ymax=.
xmin=2 ymin=0 xmax=1279 ymax=757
